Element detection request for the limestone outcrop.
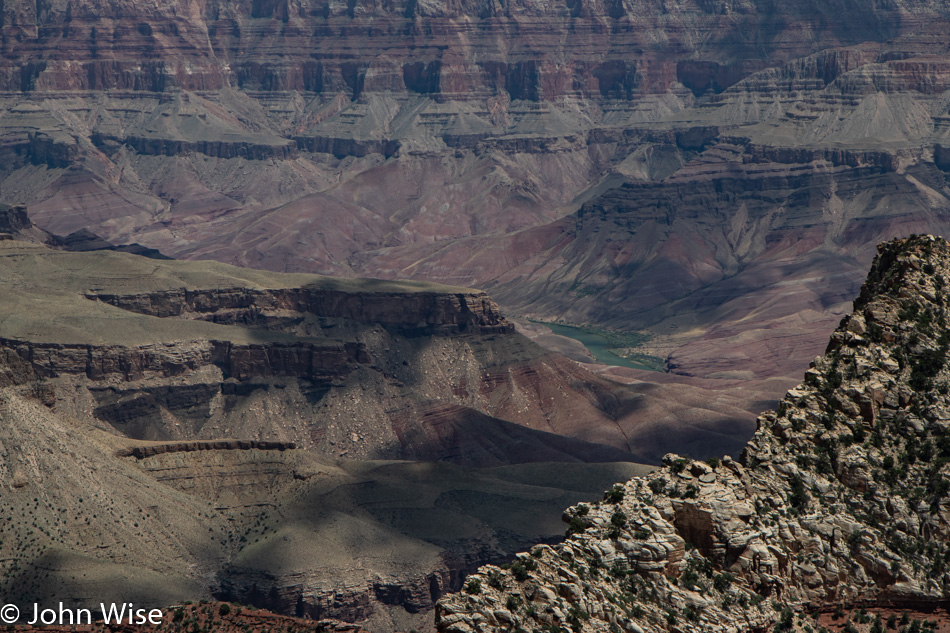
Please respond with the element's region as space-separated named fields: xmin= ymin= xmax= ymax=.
xmin=435 ymin=235 xmax=950 ymax=632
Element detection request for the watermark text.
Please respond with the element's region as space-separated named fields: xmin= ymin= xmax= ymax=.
xmin=0 ymin=602 xmax=164 ymax=625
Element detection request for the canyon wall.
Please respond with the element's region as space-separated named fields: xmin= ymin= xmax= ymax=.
xmin=0 ymin=0 xmax=948 ymax=399
xmin=2 ymin=0 xmax=938 ymax=100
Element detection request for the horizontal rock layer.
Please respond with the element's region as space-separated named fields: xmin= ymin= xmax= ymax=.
xmin=4 ymin=0 xmax=943 ymax=100
xmin=0 ymin=337 xmax=366 ymax=382
xmin=88 ymin=286 xmax=513 ymax=335
xmin=117 ymin=439 xmax=297 ymax=458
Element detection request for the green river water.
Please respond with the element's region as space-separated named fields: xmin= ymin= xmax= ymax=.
xmin=537 ymin=322 xmax=665 ymax=372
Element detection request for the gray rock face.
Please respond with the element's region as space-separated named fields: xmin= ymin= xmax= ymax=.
xmin=436 ymin=234 xmax=950 ymax=631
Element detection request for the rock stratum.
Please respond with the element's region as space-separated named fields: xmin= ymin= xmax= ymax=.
xmin=0 ymin=206 xmax=762 ymax=464
xmin=0 ymin=0 xmax=949 ymax=408
xmin=435 ymin=235 xmax=950 ymax=632
xmin=0 ymin=215 xmax=682 ymax=632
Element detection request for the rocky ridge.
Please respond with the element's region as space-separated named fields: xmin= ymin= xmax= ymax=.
xmin=116 ymin=439 xmax=296 ymax=459
xmin=435 ymin=235 xmax=950 ymax=632
xmin=88 ymin=285 xmax=512 ymax=335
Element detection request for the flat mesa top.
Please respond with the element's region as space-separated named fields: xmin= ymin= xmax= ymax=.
xmin=0 ymin=241 xmax=479 ymax=346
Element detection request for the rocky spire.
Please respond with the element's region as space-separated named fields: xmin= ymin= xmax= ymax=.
xmin=436 ymin=235 xmax=950 ymax=632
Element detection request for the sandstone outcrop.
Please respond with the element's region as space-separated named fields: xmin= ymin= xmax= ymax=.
xmin=435 ymin=235 xmax=950 ymax=632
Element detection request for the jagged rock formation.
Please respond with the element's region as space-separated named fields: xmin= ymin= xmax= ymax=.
xmin=435 ymin=235 xmax=950 ymax=632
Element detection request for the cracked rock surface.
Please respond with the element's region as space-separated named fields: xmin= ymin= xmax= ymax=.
xmin=436 ymin=235 xmax=950 ymax=632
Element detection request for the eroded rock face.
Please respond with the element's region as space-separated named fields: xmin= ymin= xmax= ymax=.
xmin=0 ymin=257 xmax=650 ymax=463
xmin=0 ymin=235 xmax=664 ymax=632
xmin=1 ymin=4 xmax=949 ymax=417
xmin=435 ymin=235 xmax=950 ymax=632
xmin=116 ymin=439 xmax=296 ymax=458
xmin=0 ymin=228 xmax=670 ymax=465
xmin=3 ymin=0 xmax=935 ymax=99
xmin=88 ymin=286 xmax=512 ymax=335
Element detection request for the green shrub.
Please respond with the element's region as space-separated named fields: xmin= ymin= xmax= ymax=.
xmin=604 ymin=485 xmax=625 ymax=504
xmin=713 ymin=572 xmax=734 ymax=592
xmin=774 ymin=607 xmax=793 ymax=632
xmin=848 ymin=529 xmax=866 ymax=553
xmin=788 ymin=475 xmax=808 ymax=511
xmin=464 ymin=578 xmax=481 ymax=594
xmin=871 ymin=615 xmax=885 ymax=633
xmin=488 ymin=569 xmax=505 ymax=589
xmin=681 ymin=568 xmax=699 ymax=590
xmin=898 ymin=303 xmax=920 ymax=322
xmin=510 ymin=562 xmax=529 ymax=582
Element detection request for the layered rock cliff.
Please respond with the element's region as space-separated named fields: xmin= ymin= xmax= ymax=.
xmin=435 ymin=234 xmax=950 ymax=632
xmin=0 ymin=0 xmax=948 ymax=434
xmin=0 ymin=207 xmax=764 ymax=464
xmin=4 ymin=0 xmax=939 ymax=100
xmin=88 ymin=285 xmax=511 ymax=335
xmin=0 ymin=230 xmax=672 ymax=631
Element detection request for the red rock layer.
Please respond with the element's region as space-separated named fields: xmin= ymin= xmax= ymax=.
xmin=2 ymin=0 xmax=946 ymax=99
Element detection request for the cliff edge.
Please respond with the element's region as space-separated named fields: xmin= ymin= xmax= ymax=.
xmin=436 ymin=234 xmax=950 ymax=632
